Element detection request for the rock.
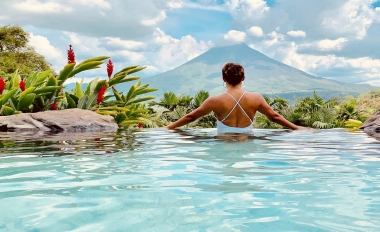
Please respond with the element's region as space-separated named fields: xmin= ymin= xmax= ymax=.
xmin=360 ymin=111 xmax=380 ymax=140
xmin=0 ymin=109 xmax=118 ymax=132
xmin=0 ymin=131 xmax=118 ymax=142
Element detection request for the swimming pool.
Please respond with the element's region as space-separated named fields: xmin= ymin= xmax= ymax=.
xmin=0 ymin=129 xmax=379 ymax=231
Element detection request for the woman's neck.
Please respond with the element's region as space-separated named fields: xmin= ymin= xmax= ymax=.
xmin=226 ymin=82 xmax=243 ymax=92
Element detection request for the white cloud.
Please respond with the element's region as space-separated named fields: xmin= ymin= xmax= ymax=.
xmin=167 ymin=0 xmax=185 ymax=9
xmin=144 ymin=65 xmax=160 ymax=74
xmin=154 ymin=28 xmax=179 ymax=44
xmin=104 ymin=37 xmax=144 ymax=50
xmin=72 ymin=0 xmax=111 ymax=9
xmin=64 ymin=77 xmax=96 ymax=85
xmin=300 ymin=38 xmax=348 ymax=51
xmin=248 ymin=26 xmax=264 ymax=37
xmin=28 ymin=33 xmax=65 ymax=70
xmin=263 ymin=41 xmax=380 ymax=86
xmin=287 ymin=30 xmax=306 ymax=38
xmin=224 ymin=30 xmax=246 ymax=42
xmin=118 ymin=50 xmax=145 ymax=63
xmin=153 ymin=28 xmax=213 ymax=70
xmin=63 ymin=32 xmax=95 ymax=53
xmin=141 ymin=11 xmax=167 ymax=26
xmin=13 ymin=0 xmax=72 ymax=13
xmin=321 ymin=0 xmax=374 ymax=39
xmin=317 ymin=38 xmax=348 ymax=51
xmin=225 ymin=0 xmax=268 ymax=15
xmin=264 ymin=31 xmax=285 ymax=46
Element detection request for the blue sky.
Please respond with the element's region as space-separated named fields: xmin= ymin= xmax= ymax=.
xmin=1 ymin=0 xmax=380 ymax=86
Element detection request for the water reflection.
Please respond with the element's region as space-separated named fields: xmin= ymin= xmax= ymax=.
xmin=0 ymin=128 xmax=380 ymax=231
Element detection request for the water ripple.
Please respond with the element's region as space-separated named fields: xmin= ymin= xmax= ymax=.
xmin=0 ymin=129 xmax=379 ymax=231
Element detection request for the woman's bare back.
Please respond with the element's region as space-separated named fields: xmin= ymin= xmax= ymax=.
xmin=212 ymin=91 xmax=262 ymax=128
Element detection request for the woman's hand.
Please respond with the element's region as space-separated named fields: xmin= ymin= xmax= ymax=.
xmin=295 ymin=126 xmax=315 ymax=130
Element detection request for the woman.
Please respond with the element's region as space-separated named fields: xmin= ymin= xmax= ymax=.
xmin=163 ymin=62 xmax=310 ymax=133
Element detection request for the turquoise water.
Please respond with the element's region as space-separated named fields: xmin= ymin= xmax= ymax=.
xmin=0 ymin=129 xmax=380 ymax=231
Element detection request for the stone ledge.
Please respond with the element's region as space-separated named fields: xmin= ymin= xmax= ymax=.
xmin=360 ymin=111 xmax=380 ymax=140
xmin=0 ymin=109 xmax=118 ymax=132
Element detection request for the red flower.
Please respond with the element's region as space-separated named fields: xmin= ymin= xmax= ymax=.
xmin=138 ymin=123 xmax=143 ymax=129
xmin=19 ymin=80 xmax=26 ymax=91
xmin=107 ymin=59 xmax=113 ymax=79
xmin=0 ymin=76 xmax=5 ymax=95
xmin=97 ymin=85 xmax=106 ymax=105
xmin=67 ymin=44 xmax=75 ymax=64
xmin=51 ymin=102 xmax=58 ymax=110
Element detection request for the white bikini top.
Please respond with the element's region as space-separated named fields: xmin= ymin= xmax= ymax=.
xmin=216 ymin=91 xmax=254 ymax=134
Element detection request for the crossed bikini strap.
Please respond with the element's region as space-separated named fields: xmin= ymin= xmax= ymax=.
xmin=221 ymin=91 xmax=253 ymax=123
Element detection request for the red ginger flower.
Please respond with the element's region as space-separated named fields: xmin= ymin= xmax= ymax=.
xmin=0 ymin=76 xmax=5 ymax=95
xmin=97 ymin=85 xmax=106 ymax=105
xmin=107 ymin=59 xmax=113 ymax=79
xmin=19 ymin=80 xmax=26 ymax=92
xmin=51 ymin=102 xmax=58 ymax=110
xmin=67 ymin=44 xmax=75 ymax=64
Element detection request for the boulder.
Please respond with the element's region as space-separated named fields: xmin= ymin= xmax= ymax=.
xmin=360 ymin=111 xmax=380 ymax=140
xmin=0 ymin=109 xmax=118 ymax=132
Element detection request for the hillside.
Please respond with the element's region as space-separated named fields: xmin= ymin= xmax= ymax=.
xmin=143 ymin=43 xmax=376 ymax=100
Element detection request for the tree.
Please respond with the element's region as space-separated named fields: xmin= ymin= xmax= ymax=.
xmin=0 ymin=25 xmax=52 ymax=76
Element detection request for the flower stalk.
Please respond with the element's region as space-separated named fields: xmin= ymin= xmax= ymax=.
xmin=0 ymin=76 xmax=5 ymax=94
xmin=107 ymin=59 xmax=113 ymax=79
xmin=51 ymin=102 xmax=58 ymax=110
xmin=97 ymin=85 xmax=106 ymax=105
xmin=67 ymin=44 xmax=75 ymax=64
xmin=19 ymin=80 xmax=26 ymax=91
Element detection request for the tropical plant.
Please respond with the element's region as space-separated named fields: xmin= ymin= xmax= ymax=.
xmin=0 ymin=44 xmax=158 ymax=127
xmin=293 ymin=91 xmax=339 ymax=128
xmin=253 ymin=95 xmax=291 ymax=129
xmin=191 ymin=90 xmax=209 ymax=109
xmin=148 ymin=90 xmax=216 ymax=128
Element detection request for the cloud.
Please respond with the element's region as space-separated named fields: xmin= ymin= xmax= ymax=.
xmin=264 ymin=31 xmax=285 ymax=46
xmin=2 ymin=0 xmax=380 ymax=86
xmin=255 ymin=41 xmax=380 ymax=84
xmin=141 ymin=11 xmax=167 ymax=26
xmin=316 ymin=38 xmax=348 ymax=51
xmin=287 ymin=30 xmax=306 ymax=38
xmin=153 ymin=28 xmax=179 ymax=45
xmin=248 ymin=26 xmax=264 ymax=37
xmin=102 ymin=37 xmax=145 ymax=51
xmin=72 ymin=0 xmax=112 ymax=9
xmin=152 ymin=28 xmax=213 ymax=70
xmin=321 ymin=0 xmax=375 ymax=39
xmin=13 ymin=0 xmax=72 ymax=13
xmin=1 ymin=0 xmax=172 ymax=40
xmin=28 ymin=33 xmax=65 ymax=69
xmin=167 ymin=0 xmax=185 ymax=9
xmin=144 ymin=65 xmax=160 ymax=74
xmin=224 ymin=30 xmax=246 ymax=42
xmin=300 ymin=38 xmax=348 ymax=51
xmin=225 ymin=0 xmax=269 ymax=16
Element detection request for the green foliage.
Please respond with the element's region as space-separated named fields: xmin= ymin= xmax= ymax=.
xmin=147 ymin=90 xmax=216 ymax=128
xmin=254 ymin=91 xmax=377 ymax=129
xmin=192 ymin=90 xmax=209 ymax=108
xmin=0 ymin=48 xmax=158 ymax=127
xmin=0 ymin=25 xmax=52 ymax=76
xmin=148 ymin=90 xmax=378 ymax=130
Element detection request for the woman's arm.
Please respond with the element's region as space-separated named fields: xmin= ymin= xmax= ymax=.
xmin=163 ymin=97 xmax=214 ymax=129
xmin=257 ymin=95 xmax=305 ymax=130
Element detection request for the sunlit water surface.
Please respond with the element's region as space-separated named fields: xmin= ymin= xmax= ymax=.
xmin=0 ymin=129 xmax=380 ymax=231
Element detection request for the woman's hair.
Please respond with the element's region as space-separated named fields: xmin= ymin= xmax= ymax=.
xmin=222 ymin=62 xmax=245 ymax=86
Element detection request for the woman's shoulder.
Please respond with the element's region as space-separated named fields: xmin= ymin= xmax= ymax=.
xmin=245 ymin=91 xmax=263 ymax=98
